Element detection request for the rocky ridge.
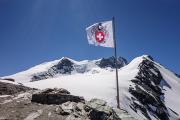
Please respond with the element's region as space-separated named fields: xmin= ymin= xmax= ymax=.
xmin=128 ymin=56 xmax=179 ymax=120
xmin=0 ymin=82 xmax=135 ymax=120
xmin=0 ymin=81 xmax=32 ymax=95
xmin=31 ymin=57 xmax=127 ymax=82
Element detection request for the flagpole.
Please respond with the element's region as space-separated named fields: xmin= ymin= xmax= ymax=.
xmin=112 ymin=16 xmax=120 ymax=109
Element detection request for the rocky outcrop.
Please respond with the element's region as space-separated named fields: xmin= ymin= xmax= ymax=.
xmin=1 ymin=78 xmax=15 ymax=82
xmin=56 ymin=98 xmax=136 ymax=120
xmin=97 ymin=56 xmax=127 ymax=69
xmin=85 ymin=98 xmax=113 ymax=120
xmin=31 ymin=88 xmax=85 ymax=105
xmin=0 ymin=80 xmax=135 ymax=120
xmin=0 ymin=81 xmax=32 ymax=95
xmin=31 ymin=58 xmax=74 ymax=81
xmin=54 ymin=57 xmax=74 ymax=74
xmin=129 ymin=56 xmax=173 ymax=120
xmin=31 ymin=89 xmax=136 ymax=120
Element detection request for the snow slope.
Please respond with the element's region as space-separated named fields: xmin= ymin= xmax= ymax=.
xmin=155 ymin=63 xmax=180 ymax=116
xmin=2 ymin=55 xmax=180 ymax=120
xmin=2 ymin=57 xmax=100 ymax=83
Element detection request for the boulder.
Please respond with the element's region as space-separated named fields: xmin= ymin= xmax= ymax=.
xmin=85 ymin=99 xmax=113 ymax=120
xmin=31 ymin=88 xmax=85 ymax=105
xmin=0 ymin=81 xmax=32 ymax=95
xmin=85 ymin=99 xmax=112 ymax=114
xmin=85 ymin=98 xmax=136 ymax=120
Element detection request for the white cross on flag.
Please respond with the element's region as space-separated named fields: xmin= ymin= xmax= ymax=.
xmin=86 ymin=20 xmax=114 ymax=48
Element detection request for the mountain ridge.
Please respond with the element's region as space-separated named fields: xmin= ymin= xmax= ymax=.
xmin=1 ymin=55 xmax=180 ymax=120
xmin=2 ymin=56 xmax=128 ymax=82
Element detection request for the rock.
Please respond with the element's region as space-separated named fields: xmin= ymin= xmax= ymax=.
xmin=97 ymin=56 xmax=127 ymax=69
xmin=1 ymin=78 xmax=15 ymax=82
xmin=31 ymin=88 xmax=85 ymax=105
xmin=57 ymin=101 xmax=89 ymax=119
xmin=0 ymin=84 xmax=135 ymax=120
xmin=61 ymin=102 xmax=77 ymax=114
xmin=113 ymin=108 xmax=136 ymax=120
xmin=65 ymin=115 xmax=82 ymax=120
xmin=31 ymin=57 xmax=74 ymax=81
xmin=129 ymin=58 xmax=170 ymax=120
xmin=41 ymin=88 xmax=70 ymax=94
xmin=24 ymin=109 xmax=43 ymax=120
xmin=0 ymin=81 xmax=32 ymax=95
xmin=85 ymin=99 xmax=112 ymax=114
xmin=76 ymin=102 xmax=85 ymax=111
xmin=55 ymin=57 xmax=74 ymax=74
xmin=56 ymin=106 xmax=71 ymax=115
xmin=54 ymin=98 xmax=135 ymax=120
xmin=85 ymin=98 xmax=113 ymax=120
xmin=0 ymin=116 xmax=8 ymax=120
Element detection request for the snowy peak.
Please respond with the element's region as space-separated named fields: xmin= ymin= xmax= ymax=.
xmin=52 ymin=57 xmax=74 ymax=74
xmin=126 ymin=55 xmax=180 ymax=120
xmin=2 ymin=55 xmax=180 ymax=120
xmin=129 ymin=57 xmax=169 ymax=119
xmin=31 ymin=56 xmax=128 ymax=81
xmin=31 ymin=57 xmax=74 ymax=81
xmin=4 ymin=56 xmax=127 ymax=82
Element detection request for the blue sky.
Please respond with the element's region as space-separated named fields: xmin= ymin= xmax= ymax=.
xmin=0 ymin=0 xmax=180 ymax=76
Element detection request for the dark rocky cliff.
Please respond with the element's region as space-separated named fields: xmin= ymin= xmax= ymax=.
xmin=129 ymin=56 xmax=179 ymax=120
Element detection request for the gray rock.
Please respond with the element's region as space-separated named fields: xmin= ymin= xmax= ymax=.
xmin=85 ymin=99 xmax=112 ymax=120
xmin=31 ymin=58 xmax=74 ymax=81
xmin=129 ymin=58 xmax=170 ymax=120
xmin=85 ymin=98 xmax=112 ymax=114
xmin=65 ymin=115 xmax=83 ymax=120
xmin=60 ymin=102 xmax=77 ymax=114
xmin=24 ymin=109 xmax=43 ymax=120
xmin=97 ymin=56 xmax=127 ymax=69
xmin=113 ymin=108 xmax=136 ymax=120
xmin=85 ymin=99 xmax=136 ymax=120
xmin=41 ymin=88 xmax=70 ymax=94
xmin=0 ymin=81 xmax=32 ymax=95
xmin=31 ymin=88 xmax=85 ymax=105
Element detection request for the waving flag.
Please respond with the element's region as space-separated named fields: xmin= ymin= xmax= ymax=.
xmin=86 ymin=18 xmax=120 ymax=109
xmin=86 ymin=20 xmax=114 ymax=48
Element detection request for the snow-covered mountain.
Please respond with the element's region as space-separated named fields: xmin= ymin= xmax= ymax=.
xmin=2 ymin=55 xmax=180 ymax=120
xmin=3 ymin=56 xmax=127 ymax=83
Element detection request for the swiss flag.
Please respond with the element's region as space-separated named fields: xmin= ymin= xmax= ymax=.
xmin=86 ymin=20 xmax=114 ymax=48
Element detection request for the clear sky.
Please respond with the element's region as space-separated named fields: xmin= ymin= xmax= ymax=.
xmin=0 ymin=0 xmax=180 ymax=76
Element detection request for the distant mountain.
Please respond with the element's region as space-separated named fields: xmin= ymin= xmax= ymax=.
xmin=3 ymin=56 xmax=127 ymax=82
xmin=2 ymin=55 xmax=180 ymax=120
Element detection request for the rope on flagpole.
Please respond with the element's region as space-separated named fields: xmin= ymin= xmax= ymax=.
xmin=112 ymin=16 xmax=120 ymax=109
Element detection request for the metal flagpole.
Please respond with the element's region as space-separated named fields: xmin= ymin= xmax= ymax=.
xmin=112 ymin=16 xmax=120 ymax=109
